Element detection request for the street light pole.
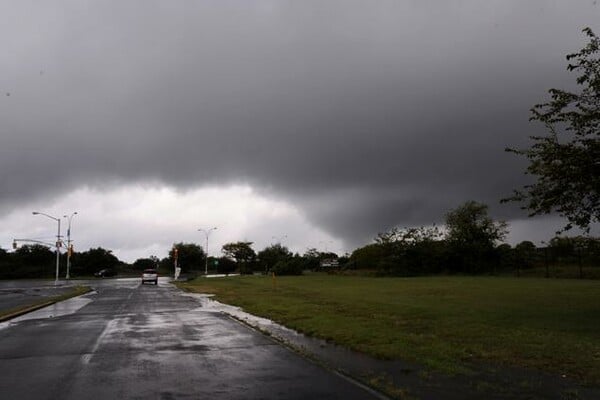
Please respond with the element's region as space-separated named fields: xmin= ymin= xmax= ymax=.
xmin=198 ymin=227 xmax=217 ymax=275
xmin=63 ymin=212 xmax=78 ymax=280
xmin=32 ymin=211 xmax=61 ymax=285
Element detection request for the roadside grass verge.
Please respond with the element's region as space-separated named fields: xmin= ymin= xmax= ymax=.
xmin=0 ymin=285 xmax=91 ymax=321
xmin=177 ymin=275 xmax=600 ymax=384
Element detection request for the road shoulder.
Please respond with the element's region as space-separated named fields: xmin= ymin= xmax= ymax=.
xmin=0 ymin=286 xmax=91 ymax=322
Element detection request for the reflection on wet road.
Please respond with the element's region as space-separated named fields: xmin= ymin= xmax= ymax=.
xmin=0 ymin=279 xmax=382 ymax=399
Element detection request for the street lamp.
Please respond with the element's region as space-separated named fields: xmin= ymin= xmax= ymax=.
xmin=32 ymin=211 xmax=61 ymax=285
xmin=198 ymin=227 xmax=217 ymax=275
xmin=63 ymin=212 xmax=78 ymax=280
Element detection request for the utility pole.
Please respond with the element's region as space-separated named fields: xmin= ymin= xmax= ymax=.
xmin=198 ymin=227 xmax=217 ymax=275
xmin=33 ymin=211 xmax=62 ymax=285
xmin=63 ymin=212 xmax=78 ymax=280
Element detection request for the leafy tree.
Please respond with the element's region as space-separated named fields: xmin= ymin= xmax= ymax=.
xmin=132 ymin=257 xmax=158 ymax=271
xmin=446 ymin=202 xmax=508 ymax=247
xmin=495 ymin=243 xmax=515 ymax=272
xmin=505 ymin=28 xmax=600 ymax=232
xmin=548 ymin=236 xmax=577 ymax=262
xmin=0 ymin=248 xmax=12 ymax=279
xmin=158 ymin=256 xmax=174 ymax=272
xmin=445 ymin=201 xmax=508 ymax=273
xmin=350 ymin=243 xmax=386 ymax=269
xmin=584 ymin=236 xmax=600 ymax=263
xmin=514 ymin=241 xmax=537 ymax=269
xmin=168 ymin=243 xmax=206 ymax=273
xmin=222 ymin=241 xmax=256 ymax=274
xmin=257 ymin=244 xmax=292 ymax=273
xmin=337 ymin=254 xmax=350 ymax=266
xmin=548 ymin=235 xmax=600 ymax=264
xmin=318 ymin=251 xmax=338 ymax=260
xmin=349 ymin=226 xmax=446 ymax=275
xmin=272 ymin=255 xmax=304 ymax=275
xmin=302 ymin=247 xmax=322 ymax=270
xmin=71 ymin=247 xmax=120 ymax=275
xmin=374 ymin=226 xmax=446 ymax=275
xmin=375 ymin=226 xmax=444 ymax=248
xmin=15 ymin=244 xmax=54 ymax=266
xmin=303 ymin=248 xmax=320 ymax=259
xmin=11 ymin=244 xmax=55 ymax=278
xmin=215 ymin=256 xmax=237 ymax=275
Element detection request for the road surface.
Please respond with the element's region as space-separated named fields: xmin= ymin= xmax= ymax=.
xmin=0 ymin=278 xmax=382 ymax=399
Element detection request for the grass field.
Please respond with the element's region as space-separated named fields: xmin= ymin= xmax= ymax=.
xmin=177 ymin=274 xmax=600 ymax=384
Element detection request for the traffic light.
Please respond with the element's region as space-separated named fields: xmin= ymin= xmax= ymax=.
xmin=12 ymin=240 xmax=17 ymax=249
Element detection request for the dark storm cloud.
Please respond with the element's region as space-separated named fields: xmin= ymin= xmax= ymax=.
xmin=1 ymin=1 xmax=599 ymax=247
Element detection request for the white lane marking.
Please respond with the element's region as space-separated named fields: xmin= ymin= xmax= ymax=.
xmin=81 ymin=288 xmax=135 ymax=364
xmin=81 ymin=319 xmax=117 ymax=364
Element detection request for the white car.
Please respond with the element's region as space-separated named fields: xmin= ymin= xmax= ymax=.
xmin=141 ymin=269 xmax=158 ymax=285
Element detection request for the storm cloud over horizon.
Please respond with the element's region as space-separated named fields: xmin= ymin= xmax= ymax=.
xmin=1 ymin=1 xmax=599 ymax=260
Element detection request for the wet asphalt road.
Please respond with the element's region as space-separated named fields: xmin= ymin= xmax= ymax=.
xmin=0 ymin=279 xmax=381 ymax=399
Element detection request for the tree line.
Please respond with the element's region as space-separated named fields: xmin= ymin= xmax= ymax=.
xmin=350 ymin=201 xmax=600 ymax=277
xmin=136 ymin=241 xmax=340 ymax=277
xmin=2 ymin=199 xmax=598 ymax=280
xmin=0 ymin=246 xmax=122 ymax=279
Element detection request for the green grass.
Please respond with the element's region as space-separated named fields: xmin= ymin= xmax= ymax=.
xmin=177 ymin=275 xmax=600 ymax=384
xmin=0 ymin=285 xmax=91 ymax=321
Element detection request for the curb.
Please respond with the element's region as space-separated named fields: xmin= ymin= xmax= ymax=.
xmin=0 ymin=300 xmax=55 ymax=322
xmin=224 ymin=312 xmax=392 ymax=400
xmin=0 ymin=287 xmax=92 ymax=323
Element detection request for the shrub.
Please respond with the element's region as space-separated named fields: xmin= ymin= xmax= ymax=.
xmin=272 ymin=257 xmax=304 ymax=275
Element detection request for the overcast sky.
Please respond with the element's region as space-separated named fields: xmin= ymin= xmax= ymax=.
xmin=1 ymin=1 xmax=599 ymax=263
